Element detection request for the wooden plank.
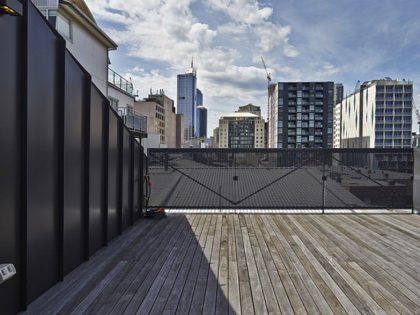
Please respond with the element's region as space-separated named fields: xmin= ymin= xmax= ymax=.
xmin=305 ymin=215 xmax=420 ymax=313
xmin=303 ymin=215 xmax=419 ymax=314
xmin=342 ymin=215 xmax=420 ymax=276
xmin=279 ymin=216 xmax=349 ymax=315
xmin=312 ymin=216 xmax=420 ymax=310
xmin=134 ymin=216 xmax=199 ymax=314
xmin=244 ymin=215 xmax=281 ymax=314
xmin=257 ymin=216 xmax=307 ymax=315
xmin=172 ymin=215 xmax=212 ymax=315
xmin=227 ymin=215 xmax=241 ymax=315
xmin=216 ymin=215 xmax=229 ymax=315
xmin=233 ymin=214 xmax=254 ymax=315
xmin=52 ymin=218 xmax=172 ymax=314
xmin=262 ymin=216 xmax=320 ymax=315
xmin=106 ymin=215 xmax=191 ymax=314
xmin=27 ymin=219 xmax=155 ymax=313
xmin=322 ymin=216 xmax=420 ymax=295
xmin=121 ymin=215 xmax=196 ymax=314
xmin=69 ymin=261 xmax=128 ymax=314
xmin=240 ymin=214 xmax=268 ymax=315
xmin=86 ymin=217 xmax=179 ymax=314
xmin=189 ymin=214 xmax=217 ymax=314
xmin=203 ymin=215 xmax=222 ymax=315
xmin=84 ymin=215 xmax=183 ymax=314
xmin=272 ymin=217 xmax=333 ymax=315
xmin=150 ymin=214 xmax=207 ymax=315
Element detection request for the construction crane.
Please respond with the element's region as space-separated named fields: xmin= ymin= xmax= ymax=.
xmin=261 ymin=56 xmax=272 ymax=148
xmin=261 ymin=56 xmax=272 ymax=86
xmin=413 ymin=98 xmax=420 ymax=147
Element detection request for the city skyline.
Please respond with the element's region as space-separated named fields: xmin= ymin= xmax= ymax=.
xmin=86 ymin=0 xmax=420 ymax=133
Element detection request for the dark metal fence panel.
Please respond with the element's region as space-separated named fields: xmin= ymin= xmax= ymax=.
xmin=0 ymin=10 xmax=23 ymax=315
xmin=325 ymin=150 xmax=414 ymax=209
xmin=133 ymin=141 xmax=141 ymax=220
xmin=0 ymin=1 xmax=147 ymax=311
xmin=107 ymin=109 xmax=120 ymax=241
xmin=121 ymin=128 xmax=133 ymax=229
xmin=26 ymin=2 xmax=62 ymax=303
xmin=148 ymin=148 xmax=414 ymax=210
xmin=62 ymin=51 xmax=89 ymax=276
xmin=414 ymin=148 xmax=420 ymax=214
xmin=89 ymin=85 xmax=107 ymax=255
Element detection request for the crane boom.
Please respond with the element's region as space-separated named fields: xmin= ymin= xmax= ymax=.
xmin=261 ymin=56 xmax=272 ymax=83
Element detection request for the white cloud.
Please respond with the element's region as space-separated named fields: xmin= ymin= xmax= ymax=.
xmin=86 ymin=0 xmax=301 ymax=132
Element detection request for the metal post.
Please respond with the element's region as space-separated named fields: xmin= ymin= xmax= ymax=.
xmin=322 ymin=149 xmax=327 ymax=214
xmin=219 ymin=185 xmax=222 ymax=213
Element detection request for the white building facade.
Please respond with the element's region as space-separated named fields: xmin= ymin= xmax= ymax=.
xmin=33 ymin=0 xmax=117 ymax=97
xmin=339 ymin=79 xmax=413 ymax=148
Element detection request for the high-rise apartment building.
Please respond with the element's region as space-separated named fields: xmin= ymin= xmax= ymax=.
xmin=218 ymin=105 xmax=265 ymax=148
xmin=177 ymin=61 xmax=197 ymax=142
xmin=268 ymin=82 xmax=335 ymax=148
xmin=340 ymin=79 xmax=413 ymax=148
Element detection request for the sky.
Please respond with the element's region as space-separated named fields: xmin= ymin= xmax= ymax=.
xmin=86 ymin=0 xmax=420 ymax=134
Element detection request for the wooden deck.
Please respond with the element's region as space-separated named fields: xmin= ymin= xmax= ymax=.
xmin=26 ymin=214 xmax=420 ymax=314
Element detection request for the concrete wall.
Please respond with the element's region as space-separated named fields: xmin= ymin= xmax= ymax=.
xmin=61 ymin=11 xmax=109 ymax=96
xmin=414 ymin=148 xmax=420 ymax=214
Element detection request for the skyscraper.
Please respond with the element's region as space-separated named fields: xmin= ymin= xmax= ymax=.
xmin=197 ymin=89 xmax=203 ymax=106
xmin=177 ymin=60 xmax=197 ymax=142
xmin=195 ymin=88 xmax=204 ymax=138
xmin=268 ymin=82 xmax=335 ymax=148
xmin=197 ymin=106 xmax=208 ymax=138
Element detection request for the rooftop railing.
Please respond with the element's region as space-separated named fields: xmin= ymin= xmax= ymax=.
xmin=108 ymin=68 xmax=134 ymax=95
xmin=118 ymin=107 xmax=148 ymax=135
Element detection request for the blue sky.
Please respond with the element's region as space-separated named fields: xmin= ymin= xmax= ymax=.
xmin=86 ymin=0 xmax=420 ymax=134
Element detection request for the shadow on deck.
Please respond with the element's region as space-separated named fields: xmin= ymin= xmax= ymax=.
xmin=26 ymin=214 xmax=420 ymax=314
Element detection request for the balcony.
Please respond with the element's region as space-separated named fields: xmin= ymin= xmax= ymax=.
xmin=108 ymin=68 xmax=134 ymax=95
xmin=118 ymin=107 xmax=148 ymax=137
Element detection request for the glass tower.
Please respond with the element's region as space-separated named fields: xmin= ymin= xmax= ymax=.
xmin=177 ymin=63 xmax=197 ymax=142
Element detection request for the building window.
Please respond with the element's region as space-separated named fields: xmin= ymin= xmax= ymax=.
xmin=56 ymin=13 xmax=72 ymax=40
xmin=108 ymin=97 xmax=119 ymax=110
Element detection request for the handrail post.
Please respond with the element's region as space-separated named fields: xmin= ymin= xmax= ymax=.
xmin=322 ymin=149 xmax=327 ymax=214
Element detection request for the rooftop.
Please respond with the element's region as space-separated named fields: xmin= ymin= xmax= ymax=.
xmin=26 ymin=213 xmax=420 ymax=314
xmin=221 ymin=112 xmax=260 ymax=119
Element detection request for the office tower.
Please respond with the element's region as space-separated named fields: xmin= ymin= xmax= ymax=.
xmin=340 ymin=78 xmax=413 ymax=148
xmin=218 ymin=105 xmax=265 ymax=148
xmin=197 ymin=106 xmax=207 ymax=138
xmin=197 ymin=89 xmax=203 ymax=106
xmin=177 ymin=60 xmax=197 ymax=142
xmin=268 ymin=82 xmax=335 ymax=148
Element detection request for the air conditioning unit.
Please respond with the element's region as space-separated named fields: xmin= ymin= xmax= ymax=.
xmin=0 ymin=264 xmax=16 ymax=284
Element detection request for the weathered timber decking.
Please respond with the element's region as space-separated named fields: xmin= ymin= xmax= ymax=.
xmin=26 ymin=214 xmax=420 ymax=314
